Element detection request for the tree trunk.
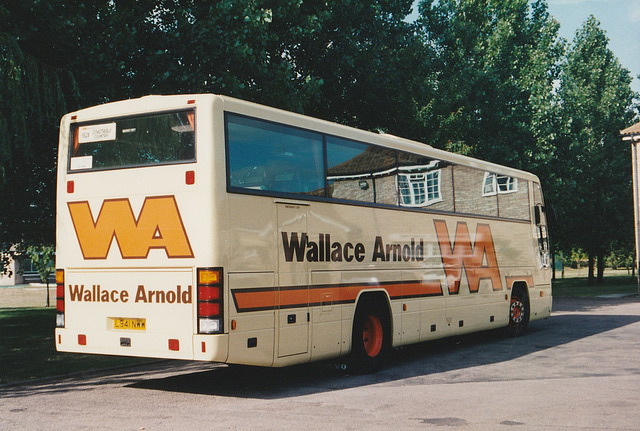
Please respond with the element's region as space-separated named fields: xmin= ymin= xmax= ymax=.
xmin=588 ymin=253 xmax=595 ymax=285
xmin=597 ymin=252 xmax=605 ymax=284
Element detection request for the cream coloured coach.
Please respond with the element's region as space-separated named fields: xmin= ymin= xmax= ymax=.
xmin=55 ymin=94 xmax=552 ymax=372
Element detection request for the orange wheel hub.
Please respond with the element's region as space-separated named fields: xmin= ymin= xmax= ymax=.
xmin=362 ymin=315 xmax=383 ymax=357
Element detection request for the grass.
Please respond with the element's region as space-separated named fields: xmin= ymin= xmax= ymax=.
xmin=552 ymin=269 xmax=639 ymax=298
xmin=0 ymin=308 xmax=153 ymax=385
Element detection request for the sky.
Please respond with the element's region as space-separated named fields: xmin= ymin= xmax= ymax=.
xmin=546 ymin=0 xmax=639 ymax=95
xmin=408 ymin=0 xmax=640 ymax=95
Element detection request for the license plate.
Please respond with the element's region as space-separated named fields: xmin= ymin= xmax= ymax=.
xmin=113 ymin=317 xmax=146 ymax=331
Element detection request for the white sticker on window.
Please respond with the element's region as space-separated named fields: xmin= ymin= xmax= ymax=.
xmin=78 ymin=123 xmax=117 ymax=143
xmin=70 ymin=155 xmax=93 ymax=170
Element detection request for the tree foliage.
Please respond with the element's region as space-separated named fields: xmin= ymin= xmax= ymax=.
xmin=0 ymin=30 xmax=77 ymax=255
xmin=25 ymin=244 xmax=56 ymax=306
xmin=90 ymin=0 xmax=420 ymax=133
xmin=552 ymin=16 xmax=637 ymax=282
xmin=415 ymin=0 xmax=565 ymax=172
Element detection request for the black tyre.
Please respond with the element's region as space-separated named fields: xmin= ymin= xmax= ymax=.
xmin=350 ymin=298 xmax=391 ymax=373
xmin=507 ymin=288 xmax=530 ymax=336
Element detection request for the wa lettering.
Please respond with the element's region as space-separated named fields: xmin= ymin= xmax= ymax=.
xmin=68 ymin=196 xmax=194 ymax=259
xmin=434 ymin=220 xmax=502 ymax=294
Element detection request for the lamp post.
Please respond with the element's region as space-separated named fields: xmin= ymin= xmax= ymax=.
xmin=621 ymin=122 xmax=640 ymax=296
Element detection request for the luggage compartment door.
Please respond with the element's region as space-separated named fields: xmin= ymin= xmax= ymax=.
xmin=276 ymin=202 xmax=309 ymax=357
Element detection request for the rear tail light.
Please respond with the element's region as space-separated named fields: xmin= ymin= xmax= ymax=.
xmin=197 ymin=268 xmax=223 ymax=334
xmin=185 ymin=170 xmax=195 ymax=185
xmin=56 ymin=269 xmax=65 ymax=328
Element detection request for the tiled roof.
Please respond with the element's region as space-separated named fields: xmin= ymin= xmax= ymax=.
xmin=328 ymin=146 xmax=397 ymax=176
xmin=327 ymin=146 xmax=438 ymax=177
xmin=621 ymin=122 xmax=640 ymax=135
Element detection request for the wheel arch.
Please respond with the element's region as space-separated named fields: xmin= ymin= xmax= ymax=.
xmin=349 ymin=289 xmax=394 ymax=373
xmin=510 ymin=280 xmax=531 ymax=301
xmin=353 ymin=289 xmax=393 ymax=330
xmin=352 ymin=289 xmax=394 ymax=347
xmin=508 ymin=280 xmax=531 ymax=335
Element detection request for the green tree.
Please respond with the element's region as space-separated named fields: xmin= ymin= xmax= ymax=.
xmin=0 ymin=2 xmax=86 ymax=273
xmin=128 ymin=0 xmax=418 ymax=132
xmin=554 ymin=16 xmax=638 ymax=283
xmin=1 ymin=0 xmax=419 ymax=131
xmin=0 ymin=31 xmax=76 ymax=271
xmin=25 ymin=244 xmax=55 ymax=306
xmin=415 ymin=0 xmax=564 ymax=172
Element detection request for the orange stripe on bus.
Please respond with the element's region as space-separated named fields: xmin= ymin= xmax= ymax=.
xmin=505 ymin=276 xmax=534 ymax=290
xmin=231 ymin=281 xmax=443 ymax=313
xmin=279 ymin=288 xmax=309 ymax=308
xmin=233 ymin=289 xmax=277 ymax=312
xmin=398 ymin=282 xmax=442 ymax=298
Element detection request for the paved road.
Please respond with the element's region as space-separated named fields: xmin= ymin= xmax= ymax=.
xmin=1 ymin=296 xmax=640 ymax=430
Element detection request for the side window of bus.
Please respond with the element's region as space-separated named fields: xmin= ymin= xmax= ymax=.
xmin=326 ymin=137 xmax=397 ymax=204
xmin=453 ymin=166 xmax=498 ymax=216
xmin=226 ymin=115 xmax=325 ymax=196
xmin=498 ymin=178 xmax=530 ymax=220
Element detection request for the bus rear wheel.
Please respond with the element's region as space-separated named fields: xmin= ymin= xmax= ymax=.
xmin=350 ymin=298 xmax=390 ymax=373
xmin=362 ymin=314 xmax=384 ymax=357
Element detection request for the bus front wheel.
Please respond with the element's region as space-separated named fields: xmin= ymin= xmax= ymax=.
xmin=507 ymin=287 xmax=530 ymax=336
xmin=350 ymin=298 xmax=390 ymax=373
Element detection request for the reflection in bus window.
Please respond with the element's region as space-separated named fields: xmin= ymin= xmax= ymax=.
xmin=227 ymin=114 xmax=325 ymax=196
xmin=497 ymin=175 xmax=517 ymax=193
xmin=483 ymin=172 xmax=517 ymax=196
xmin=226 ymin=114 xmax=530 ymax=221
xmin=498 ymin=179 xmax=530 ymax=220
xmin=326 ymin=137 xmax=397 ymax=204
xmin=397 ymin=151 xmax=452 ymax=210
xmin=454 ymin=166 xmax=498 ymax=216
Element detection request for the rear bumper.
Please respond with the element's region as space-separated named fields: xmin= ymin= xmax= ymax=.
xmin=55 ymin=328 xmax=229 ymax=362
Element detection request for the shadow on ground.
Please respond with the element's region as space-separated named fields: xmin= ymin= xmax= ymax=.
xmin=128 ymin=297 xmax=640 ymax=398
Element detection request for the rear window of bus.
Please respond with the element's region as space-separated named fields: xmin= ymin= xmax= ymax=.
xmin=68 ymin=110 xmax=195 ymax=171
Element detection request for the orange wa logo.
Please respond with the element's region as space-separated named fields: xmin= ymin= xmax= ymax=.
xmin=68 ymin=196 xmax=194 ymax=259
xmin=434 ymin=220 xmax=502 ymax=294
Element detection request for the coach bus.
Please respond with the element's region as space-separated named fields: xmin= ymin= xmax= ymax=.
xmin=55 ymin=94 xmax=552 ymax=372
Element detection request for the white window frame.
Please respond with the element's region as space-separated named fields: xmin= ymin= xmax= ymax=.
xmin=398 ymin=169 xmax=442 ymax=207
xmin=482 ymin=172 xmax=517 ymax=196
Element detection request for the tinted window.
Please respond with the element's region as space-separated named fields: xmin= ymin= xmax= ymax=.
xmin=227 ymin=115 xmax=325 ymax=196
xmin=69 ymin=110 xmax=195 ymax=171
xmin=225 ymin=113 xmax=531 ymax=220
xmin=498 ymin=179 xmax=530 ymax=220
xmin=397 ymin=152 xmax=453 ymax=210
xmin=453 ymin=166 xmax=498 ymax=217
xmin=326 ymin=137 xmax=397 ymax=204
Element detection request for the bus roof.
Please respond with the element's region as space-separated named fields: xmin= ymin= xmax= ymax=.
xmin=65 ymin=94 xmax=541 ymax=183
